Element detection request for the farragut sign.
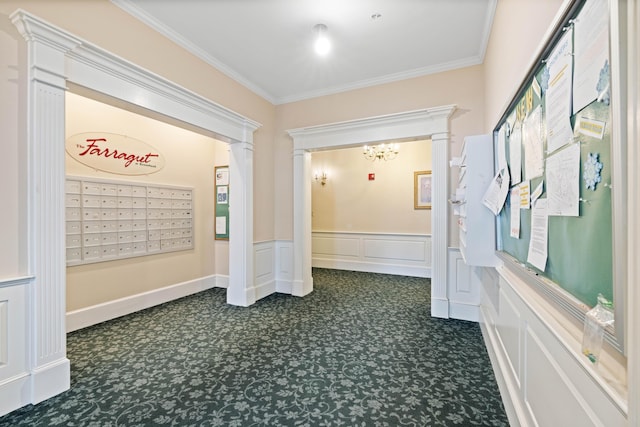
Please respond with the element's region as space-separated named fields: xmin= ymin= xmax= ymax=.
xmin=66 ymin=132 xmax=165 ymax=175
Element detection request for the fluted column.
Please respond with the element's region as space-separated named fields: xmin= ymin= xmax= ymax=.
xmin=430 ymin=132 xmax=450 ymax=318
xmin=11 ymin=10 xmax=80 ymax=403
xmin=227 ymin=133 xmax=255 ymax=306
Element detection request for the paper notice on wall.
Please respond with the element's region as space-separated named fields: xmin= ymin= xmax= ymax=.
xmin=216 ymin=168 xmax=229 ymax=186
xmin=527 ymin=198 xmax=549 ymax=271
xmin=510 ymin=186 xmax=521 ymax=238
xmin=217 ymin=186 xmax=228 ymax=204
xmin=531 ymin=181 xmax=544 ymax=205
xmin=546 ymin=28 xmax=575 ymax=153
xmin=482 ymin=167 xmax=510 ymax=215
xmin=523 ymin=106 xmax=545 ymax=179
xmin=497 ymin=124 xmax=508 ymax=170
xmin=577 ymin=117 xmax=606 ymax=139
xmin=510 ymin=123 xmax=523 ymax=185
xmin=573 ymin=0 xmax=609 ymax=114
xmin=546 ymin=143 xmax=580 ymax=216
xmin=216 ymin=216 xmax=227 ymax=235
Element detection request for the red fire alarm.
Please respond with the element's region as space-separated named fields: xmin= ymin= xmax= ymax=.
xmin=368 ymin=173 xmax=375 ymax=181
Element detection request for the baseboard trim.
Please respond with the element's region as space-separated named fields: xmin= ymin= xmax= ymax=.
xmin=0 ymin=374 xmax=30 ymax=417
xmin=66 ymin=274 xmax=219 ymax=332
xmin=30 ymin=358 xmax=71 ymax=405
xmin=291 ymin=278 xmax=313 ymax=297
xmin=255 ymin=279 xmax=276 ymax=300
xmin=431 ymin=297 xmax=449 ymax=318
xmin=449 ymin=301 xmax=480 ymax=322
xmin=313 ymin=258 xmax=431 ymax=278
xmin=276 ymin=279 xmax=292 ymax=294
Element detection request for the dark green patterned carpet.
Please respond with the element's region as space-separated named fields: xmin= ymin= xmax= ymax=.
xmin=0 ymin=268 xmax=508 ymax=426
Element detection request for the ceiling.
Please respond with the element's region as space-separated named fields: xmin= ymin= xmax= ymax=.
xmin=113 ymin=0 xmax=497 ymax=105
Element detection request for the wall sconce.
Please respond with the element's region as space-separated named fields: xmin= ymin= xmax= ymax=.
xmin=314 ymin=171 xmax=328 ymax=186
xmin=363 ymin=143 xmax=399 ymax=161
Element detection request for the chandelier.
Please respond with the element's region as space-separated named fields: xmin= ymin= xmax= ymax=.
xmin=362 ymin=143 xmax=399 ymax=161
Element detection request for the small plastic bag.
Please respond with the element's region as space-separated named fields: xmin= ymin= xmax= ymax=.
xmin=581 ymin=294 xmax=614 ymax=366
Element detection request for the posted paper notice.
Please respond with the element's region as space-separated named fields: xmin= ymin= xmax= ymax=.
xmin=527 ymin=198 xmax=549 ymax=271
xmin=546 ymin=143 xmax=580 ymax=216
xmin=482 ymin=168 xmax=510 ymax=215
xmin=546 ymin=29 xmax=574 ymax=153
xmin=510 ymin=186 xmax=521 ymax=239
xmin=216 ymin=216 xmax=227 ymax=235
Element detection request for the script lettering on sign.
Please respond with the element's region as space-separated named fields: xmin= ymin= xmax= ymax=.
xmin=66 ymin=133 xmax=166 ymax=175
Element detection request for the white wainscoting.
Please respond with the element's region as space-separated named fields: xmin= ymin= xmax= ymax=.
xmin=446 ymin=248 xmax=481 ymax=322
xmin=311 ymin=232 xmax=431 ymax=278
xmin=480 ymin=265 xmax=627 ymax=426
xmin=253 ymin=240 xmax=295 ymax=297
xmin=0 ymin=276 xmax=32 ymax=416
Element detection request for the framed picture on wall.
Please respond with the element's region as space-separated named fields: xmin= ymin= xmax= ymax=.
xmin=414 ymin=170 xmax=432 ymax=210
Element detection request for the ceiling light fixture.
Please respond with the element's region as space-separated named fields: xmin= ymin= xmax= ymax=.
xmin=363 ymin=143 xmax=399 ymax=161
xmin=313 ymin=23 xmax=331 ymax=56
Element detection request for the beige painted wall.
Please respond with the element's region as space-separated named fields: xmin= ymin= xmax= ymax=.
xmin=65 ymin=93 xmax=228 ymax=311
xmin=483 ymin=0 xmax=566 ymax=130
xmin=275 ymin=65 xmax=486 ymax=247
xmin=311 ymin=141 xmax=432 ymax=234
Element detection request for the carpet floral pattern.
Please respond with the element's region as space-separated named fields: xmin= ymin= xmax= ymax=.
xmin=0 ymin=269 xmax=508 ymax=426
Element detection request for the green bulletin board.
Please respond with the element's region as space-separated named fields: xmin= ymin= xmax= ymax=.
xmin=215 ymin=166 xmax=229 ymax=240
xmin=493 ymin=0 xmax=620 ymax=317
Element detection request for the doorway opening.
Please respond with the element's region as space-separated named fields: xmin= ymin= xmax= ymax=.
xmin=287 ymin=106 xmax=456 ymax=317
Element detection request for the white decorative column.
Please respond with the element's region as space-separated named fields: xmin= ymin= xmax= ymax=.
xmin=292 ymin=148 xmax=314 ymax=296
xmin=227 ymin=131 xmax=255 ymax=306
xmin=430 ymin=131 xmax=451 ymax=318
xmin=11 ymin=11 xmax=79 ymax=403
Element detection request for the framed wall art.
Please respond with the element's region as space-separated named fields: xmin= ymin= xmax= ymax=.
xmin=414 ymin=170 xmax=432 ymax=210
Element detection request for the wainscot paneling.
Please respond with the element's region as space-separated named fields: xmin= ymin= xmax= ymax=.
xmin=480 ymin=265 xmax=627 ymax=427
xmin=311 ymin=232 xmax=431 ymax=278
xmin=446 ymin=248 xmax=482 ymax=321
xmin=0 ymin=276 xmax=32 ymax=416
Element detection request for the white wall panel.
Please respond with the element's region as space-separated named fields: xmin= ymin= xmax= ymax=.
xmin=0 ymin=277 xmax=30 ymax=416
xmin=276 ymin=241 xmax=294 ymax=294
xmin=254 ymin=241 xmax=276 ymax=300
xmin=312 ymin=232 xmax=431 ymax=278
xmin=497 ymin=289 xmax=522 ymax=388
xmin=525 ymin=327 xmax=597 ymax=427
xmin=363 ymin=238 xmax=426 ymax=261
xmin=312 ymin=236 xmax=360 ymax=258
xmin=446 ymin=249 xmax=482 ymax=321
xmin=480 ymin=265 xmax=627 ymax=427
